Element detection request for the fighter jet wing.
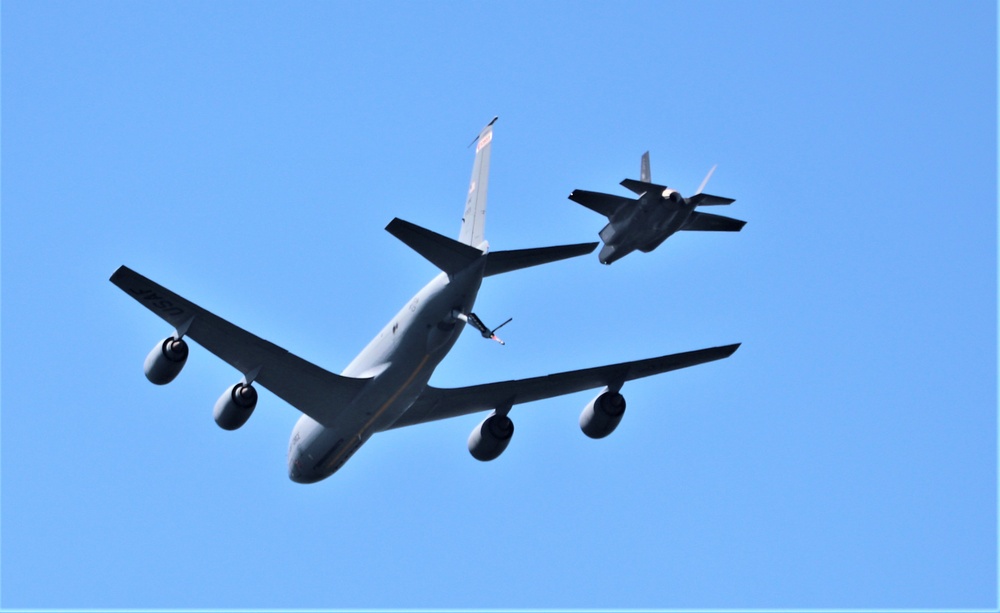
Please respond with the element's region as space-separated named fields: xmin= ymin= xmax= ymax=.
xmin=568 ymin=190 xmax=635 ymax=218
xmin=110 ymin=266 xmax=370 ymax=427
xmin=682 ymin=211 xmax=746 ymax=232
xmin=382 ymin=343 xmax=740 ymax=430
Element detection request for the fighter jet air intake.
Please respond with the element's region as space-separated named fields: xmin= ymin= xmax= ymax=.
xmin=570 ymin=151 xmax=746 ymax=264
xmin=111 ymin=119 xmax=741 ymax=483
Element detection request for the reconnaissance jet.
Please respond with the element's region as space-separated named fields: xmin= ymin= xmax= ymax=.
xmin=569 ymin=152 xmax=745 ymax=264
xmin=111 ymin=119 xmax=739 ymax=484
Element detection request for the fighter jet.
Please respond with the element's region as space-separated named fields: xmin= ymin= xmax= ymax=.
xmin=569 ymin=152 xmax=745 ymax=264
xmin=111 ymin=120 xmax=740 ymax=484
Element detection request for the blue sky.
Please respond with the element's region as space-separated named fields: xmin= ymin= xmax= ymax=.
xmin=2 ymin=1 xmax=996 ymax=610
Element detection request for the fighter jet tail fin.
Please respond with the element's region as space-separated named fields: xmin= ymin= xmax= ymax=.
xmin=386 ymin=218 xmax=485 ymax=275
xmin=682 ymin=211 xmax=746 ymax=232
xmin=640 ymin=151 xmax=651 ymax=183
xmin=688 ymin=193 xmax=736 ymax=206
xmin=619 ymin=179 xmax=667 ymax=196
xmin=568 ymin=190 xmax=634 ymax=218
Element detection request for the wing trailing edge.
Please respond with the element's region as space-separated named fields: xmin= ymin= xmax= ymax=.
xmin=383 ymin=343 xmax=740 ymax=430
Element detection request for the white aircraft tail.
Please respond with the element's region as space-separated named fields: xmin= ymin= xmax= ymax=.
xmin=459 ymin=117 xmax=497 ymax=250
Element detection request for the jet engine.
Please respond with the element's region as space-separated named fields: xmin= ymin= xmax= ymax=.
xmin=213 ymin=383 xmax=258 ymax=430
xmin=468 ymin=413 xmax=514 ymax=461
xmin=579 ymin=389 xmax=626 ymax=439
xmin=662 ymin=188 xmax=685 ymax=204
xmin=144 ymin=337 xmax=189 ymax=385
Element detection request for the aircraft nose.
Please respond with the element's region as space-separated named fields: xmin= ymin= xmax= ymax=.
xmin=288 ymin=452 xmax=325 ymax=484
xmin=288 ymin=459 xmax=325 ymax=484
xmin=287 ymin=444 xmax=310 ymax=483
xmin=288 ymin=457 xmax=304 ymax=482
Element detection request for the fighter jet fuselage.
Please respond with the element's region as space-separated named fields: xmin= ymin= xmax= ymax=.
xmin=598 ymin=188 xmax=696 ymax=264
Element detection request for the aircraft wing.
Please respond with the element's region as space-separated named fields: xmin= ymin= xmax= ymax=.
xmin=382 ymin=343 xmax=740 ymax=430
xmin=110 ymin=266 xmax=370 ymax=427
xmin=682 ymin=211 xmax=747 ymax=232
xmin=568 ymin=190 xmax=634 ymax=218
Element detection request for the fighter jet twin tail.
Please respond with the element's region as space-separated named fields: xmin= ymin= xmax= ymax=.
xmin=111 ymin=118 xmax=744 ymax=484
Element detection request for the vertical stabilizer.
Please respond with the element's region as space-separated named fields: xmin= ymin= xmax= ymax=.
xmin=459 ymin=117 xmax=497 ymax=250
xmin=640 ymin=151 xmax=651 ymax=183
xmin=695 ymin=164 xmax=717 ymax=195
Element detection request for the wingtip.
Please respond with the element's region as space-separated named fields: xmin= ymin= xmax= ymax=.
xmin=109 ymin=264 xmax=128 ymax=282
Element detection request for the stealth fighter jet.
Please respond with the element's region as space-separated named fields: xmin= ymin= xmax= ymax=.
xmin=570 ymin=152 xmax=745 ymax=264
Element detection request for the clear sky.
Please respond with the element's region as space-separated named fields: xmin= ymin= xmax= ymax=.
xmin=2 ymin=1 xmax=996 ymax=610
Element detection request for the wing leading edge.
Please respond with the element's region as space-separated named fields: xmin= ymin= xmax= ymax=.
xmin=382 ymin=343 xmax=740 ymax=430
xmin=110 ymin=266 xmax=370 ymax=427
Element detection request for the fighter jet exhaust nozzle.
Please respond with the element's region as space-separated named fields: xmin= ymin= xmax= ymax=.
xmin=468 ymin=413 xmax=514 ymax=461
xmin=662 ymin=189 xmax=684 ymax=204
xmin=144 ymin=337 xmax=189 ymax=385
xmin=214 ymin=383 xmax=258 ymax=430
xmin=579 ymin=389 xmax=626 ymax=439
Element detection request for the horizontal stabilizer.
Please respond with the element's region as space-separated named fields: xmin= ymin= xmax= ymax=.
xmin=386 ymin=218 xmax=484 ymax=275
xmin=688 ymin=193 xmax=736 ymax=206
xmin=568 ymin=190 xmax=634 ymax=218
xmin=682 ymin=211 xmax=746 ymax=232
xmin=484 ymin=242 xmax=598 ymax=277
xmin=620 ymin=178 xmax=667 ymax=196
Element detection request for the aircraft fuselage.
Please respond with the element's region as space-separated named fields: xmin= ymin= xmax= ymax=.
xmin=287 ymin=259 xmax=486 ymax=483
xmin=599 ymin=192 xmax=693 ymax=265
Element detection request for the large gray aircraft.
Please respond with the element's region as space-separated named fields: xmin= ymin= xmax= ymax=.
xmin=569 ymin=152 xmax=745 ymax=264
xmin=111 ymin=120 xmax=740 ymax=484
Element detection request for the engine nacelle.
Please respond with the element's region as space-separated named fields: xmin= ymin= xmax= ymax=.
xmin=144 ymin=337 xmax=189 ymax=385
xmin=579 ymin=390 xmax=626 ymax=439
xmin=468 ymin=413 xmax=514 ymax=461
xmin=213 ymin=383 xmax=258 ymax=431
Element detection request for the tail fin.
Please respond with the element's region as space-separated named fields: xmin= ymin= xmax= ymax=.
xmin=695 ymin=164 xmax=717 ymax=195
xmin=620 ymin=178 xmax=667 ymax=196
xmin=688 ymin=193 xmax=736 ymax=206
xmin=640 ymin=151 xmax=651 ymax=183
xmin=484 ymin=242 xmax=598 ymax=277
xmin=459 ymin=117 xmax=497 ymax=250
xmin=387 ymin=218 xmax=483 ymax=275
xmin=681 ymin=211 xmax=746 ymax=232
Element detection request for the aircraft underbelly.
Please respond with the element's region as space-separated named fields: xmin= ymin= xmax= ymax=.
xmin=289 ymin=268 xmax=482 ymax=483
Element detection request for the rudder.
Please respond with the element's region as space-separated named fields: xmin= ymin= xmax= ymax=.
xmin=459 ymin=117 xmax=497 ymax=249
